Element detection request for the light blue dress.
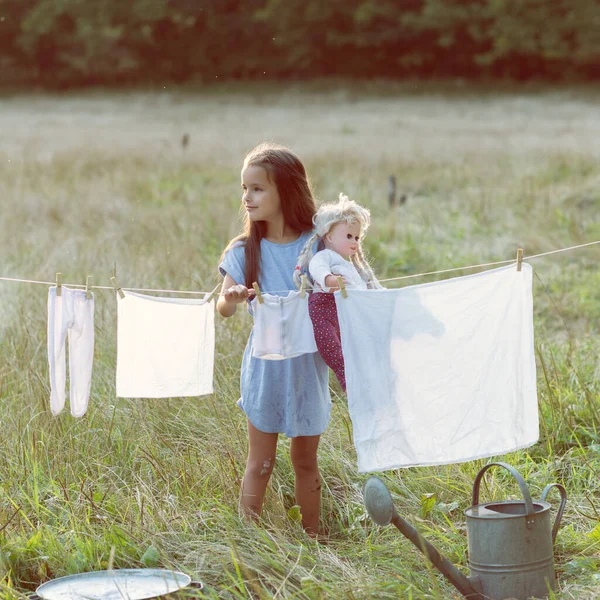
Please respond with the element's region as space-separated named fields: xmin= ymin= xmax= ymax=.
xmin=219 ymin=231 xmax=331 ymax=437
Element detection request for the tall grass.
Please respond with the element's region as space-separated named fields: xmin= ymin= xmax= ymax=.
xmin=0 ymin=85 xmax=599 ymax=598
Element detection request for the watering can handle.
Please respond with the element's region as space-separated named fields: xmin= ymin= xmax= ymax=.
xmin=472 ymin=462 xmax=536 ymax=525
xmin=540 ymin=483 xmax=567 ymax=543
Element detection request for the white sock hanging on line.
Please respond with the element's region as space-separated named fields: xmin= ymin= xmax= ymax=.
xmin=47 ymin=286 xmax=95 ymax=417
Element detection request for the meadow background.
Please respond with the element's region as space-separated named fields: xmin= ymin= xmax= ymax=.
xmin=1 ymin=83 xmax=600 ymax=598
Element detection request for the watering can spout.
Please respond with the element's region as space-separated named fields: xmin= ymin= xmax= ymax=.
xmin=363 ymin=477 xmax=484 ymax=600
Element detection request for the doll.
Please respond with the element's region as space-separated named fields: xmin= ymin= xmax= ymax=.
xmin=294 ymin=193 xmax=381 ymax=390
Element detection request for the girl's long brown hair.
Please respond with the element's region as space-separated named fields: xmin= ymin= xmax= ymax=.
xmin=222 ymin=143 xmax=317 ymax=288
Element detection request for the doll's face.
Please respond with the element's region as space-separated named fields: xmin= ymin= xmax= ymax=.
xmin=324 ymin=220 xmax=362 ymax=259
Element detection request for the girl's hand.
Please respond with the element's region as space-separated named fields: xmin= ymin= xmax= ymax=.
xmin=223 ymin=284 xmax=256 ymax=304
xmin=324 ymin=274 xmax=345 ymax=292
xmin=217 ymin=275 xmax=255 ymax=318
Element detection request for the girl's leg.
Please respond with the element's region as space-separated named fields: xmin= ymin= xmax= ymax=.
xmin=241 ymin=419 xmax=279 ymax=521
xmin=309 ymin=294 xmax=346 ymax=390
xmin=290 ymin=434 xmax=321 ymax=535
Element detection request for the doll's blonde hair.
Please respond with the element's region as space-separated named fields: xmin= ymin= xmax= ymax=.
xmin=294 ymin=193 xmax=382 ymax=290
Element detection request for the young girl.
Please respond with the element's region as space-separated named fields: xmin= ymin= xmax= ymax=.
xmin=294 ymin=194 xmax=381 ymax=391
xmin=217 ymin=142 xmax=331 ymax=535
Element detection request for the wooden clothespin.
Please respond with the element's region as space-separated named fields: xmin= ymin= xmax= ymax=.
xmin=252 ymin=282 xmax=264 ymax=304
xmin=205 ymin=283 xmax=221 ymax=304
xmin=85 ymin=276 xmax=93 ymax=300
xmin=56 ymin=273 xmax=62 ymax=297
xmin=336 ymin=276 xmax=348 ymax=299
xmin=516 ymin=248 xmax=523 ymax=272
xmin=300 ymin=274 xmax=307 ymax=299
xmin=110 ymin=276 xmax=125 ymax=300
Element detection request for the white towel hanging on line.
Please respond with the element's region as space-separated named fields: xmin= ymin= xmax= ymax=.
xmin=116 ymin=290 xmax=215 ymax=398
xmin=336 ymin=264 xmax=539 ymax=473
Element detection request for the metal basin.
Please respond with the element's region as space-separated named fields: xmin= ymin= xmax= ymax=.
xmin=35 ymin=568 xmax=202 ymax=600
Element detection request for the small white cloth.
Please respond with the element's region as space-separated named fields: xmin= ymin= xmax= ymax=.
xmin=309 ymin=249 xmax=367 ymax=292
xmin=48 ymin=286 xmax=95 ymax=417
xmin=116 ymin=291 xmax=214 ymax=398
xmin=251 ymin=290 xmax=317 ymax=360
xmin=336 ymin=264 xmax=538 ymax=473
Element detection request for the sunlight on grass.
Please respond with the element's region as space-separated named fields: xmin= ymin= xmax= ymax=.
xmin=0 ymin=86 xmax=599 ymax=598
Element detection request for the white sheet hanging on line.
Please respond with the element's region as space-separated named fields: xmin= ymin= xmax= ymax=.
xmin=251 ymin=290 xmax=317 ymax=360
xmin=116 ymin=291 xmax=215 ymax=398
xmin=335 ymin=264 xmax=538 ymax=473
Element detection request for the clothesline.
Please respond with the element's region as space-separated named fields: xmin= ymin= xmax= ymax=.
xmin=379 ymin=239 xmax=600 ymax=283
xmin=1 ymin=239 xmax=599 ymax=296
xmin=0 ymin=276 xmax=208 ymax=296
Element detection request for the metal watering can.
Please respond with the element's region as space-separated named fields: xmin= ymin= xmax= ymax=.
xmin=363 ymin=462 xmax=567 ymax=600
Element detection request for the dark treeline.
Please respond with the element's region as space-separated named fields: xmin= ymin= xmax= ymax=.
xmin=1 ymin=0 xmax=599 ymax=88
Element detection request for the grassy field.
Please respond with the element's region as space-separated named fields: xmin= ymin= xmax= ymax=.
xmin=1 ymin=83 xmax=600 ymax=599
